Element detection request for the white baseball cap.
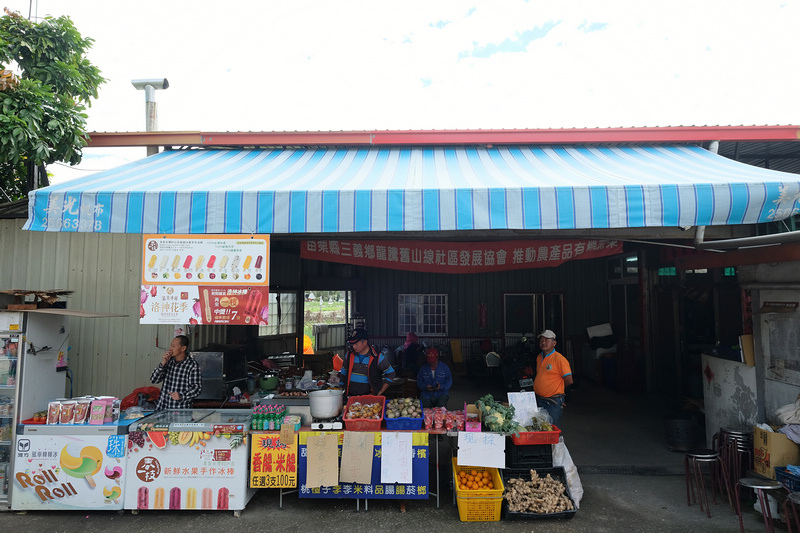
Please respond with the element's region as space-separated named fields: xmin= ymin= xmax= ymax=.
xmin=537 ymin=329 xmax=557 ymax=339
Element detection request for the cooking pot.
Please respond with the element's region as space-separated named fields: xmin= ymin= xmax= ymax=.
xmin=308 ymin=389 xmax=344 ymax=419
xmin=258 ymin=374 xmax=279 ymax=390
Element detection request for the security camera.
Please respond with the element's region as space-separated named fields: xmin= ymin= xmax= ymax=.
xmin=131 ymin=78 xmax=169 ymax=90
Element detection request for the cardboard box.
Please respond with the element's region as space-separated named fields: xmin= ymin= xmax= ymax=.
xmin=465 ymin=403 xmax=481 ymax=432
xmin=754 ymin=425 xmax=800 ymax=479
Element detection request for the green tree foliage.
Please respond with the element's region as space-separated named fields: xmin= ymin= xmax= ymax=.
xmin=0 ymin=9 xmax=105 ymax=200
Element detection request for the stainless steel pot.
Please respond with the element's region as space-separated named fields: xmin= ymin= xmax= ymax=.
xmin=308 ymin=389 xmax=344 ymax=419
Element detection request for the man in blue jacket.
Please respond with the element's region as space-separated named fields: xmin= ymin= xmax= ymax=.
xmin=339 ymin=328 xmax=395 ymax=397
xmin=417 ymin=347 xmax=453 ymax=408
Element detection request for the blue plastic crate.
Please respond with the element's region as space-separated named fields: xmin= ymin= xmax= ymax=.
xmin=775 ymin=466 xmax=800 ymax=492
xmin=384 ymin=404 xmax=423 ymax=430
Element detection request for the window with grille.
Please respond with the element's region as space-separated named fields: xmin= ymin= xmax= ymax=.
xmin=258 ymin=291 xmax=297 ymax=336
xmin=398 ymin=294 xmax=448 ymax=336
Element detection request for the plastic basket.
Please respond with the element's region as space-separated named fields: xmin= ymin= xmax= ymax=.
xmin=343 ymin=395 xmax=385 ymax=431
xmin=501 ymin=466 xmax=578 ymax=520
xmin=511 ymin=425 xmax=561 ymax=445
xmin=506 ymin=440 xmax=554 ymax=469
xmin=775 ymin=466 xmax=800 ymax=492
xmin=453 ymin=457 xmax=504 ymax=522
xmin=384 ymin=404 xmax=423 ymax=431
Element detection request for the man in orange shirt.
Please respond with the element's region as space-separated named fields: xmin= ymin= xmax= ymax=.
xmin=533 ymin=330 xmax=573 ymax=428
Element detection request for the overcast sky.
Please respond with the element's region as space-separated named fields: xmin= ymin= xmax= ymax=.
xmin=4 ymin=0 xmax=799 ymax=182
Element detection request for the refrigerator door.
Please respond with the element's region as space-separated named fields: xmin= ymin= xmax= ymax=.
xmin=0 ymin=336 xmax=18 ymax=507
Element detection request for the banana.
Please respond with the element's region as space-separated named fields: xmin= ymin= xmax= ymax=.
xmin=189 ymin=432 xmax=199 ymax=447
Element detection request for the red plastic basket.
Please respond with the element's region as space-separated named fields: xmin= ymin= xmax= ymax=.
xmin=510 ymin=425 xmax=561 ymax=445
xmin=343 ymin=395 xmax=385 ymax=431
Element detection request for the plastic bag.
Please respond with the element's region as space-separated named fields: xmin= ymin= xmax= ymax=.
xmin=553 ymin=436 xmax=583 ymax=509
xmin=776 ymin=396 xmax=800 ymax=424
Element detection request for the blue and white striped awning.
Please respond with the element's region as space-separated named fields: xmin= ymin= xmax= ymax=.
xmin=23 ymin=145 xmax=800 ymax=234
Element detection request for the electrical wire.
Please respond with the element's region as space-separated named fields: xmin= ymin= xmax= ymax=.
xmin=65 ymin=367 xmax=73 ymax=398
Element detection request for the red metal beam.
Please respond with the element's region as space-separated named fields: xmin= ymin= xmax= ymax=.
xmin=85 ymin=125 xmax=800 ymax=148
xmin=675 ymin=242 xmax=800 ymax=270
xmin=199 ymin=131 xmax=375 ymax=146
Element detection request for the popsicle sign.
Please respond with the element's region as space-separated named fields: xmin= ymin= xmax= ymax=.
xmin=104 ymin=465 xmax=123 ymax=485
xmin=60 ymin=444 xmax=103 ymax=488
xmin=103 ymin=485 xmax=122 ymax=503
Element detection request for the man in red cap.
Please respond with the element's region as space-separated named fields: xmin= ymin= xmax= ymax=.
xmin=533 ymin=329 xmax=573 ymax=427
xmin=338 ymin=328 xmax=395 ymax=397
xmin=416 ymin=347 xmax=453 ymax=408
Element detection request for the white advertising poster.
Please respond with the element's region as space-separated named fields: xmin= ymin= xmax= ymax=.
xmin=141 ymin=234 xmax=270 ymax=286
xmin=139 ymin=284 xmax=270 ymax=326
xmin=123 ymin=430 xmax=251 ymax=511
xmin=456 ymin=432 xmax=506 ymax=469
xmin=12 ymin=433 xmax=128 ymax=510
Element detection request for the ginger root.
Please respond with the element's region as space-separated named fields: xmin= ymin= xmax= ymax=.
xmin=504 ymin=470 xmax=574 ymax=514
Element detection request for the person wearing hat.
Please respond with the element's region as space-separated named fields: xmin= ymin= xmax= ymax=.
xmin=533 ymin=329 xmax=573 ymax=427
xmin=416 ymin=347 xmax=453 ymax=408
xmin=339 ymin=328 xmax=396 ymax=397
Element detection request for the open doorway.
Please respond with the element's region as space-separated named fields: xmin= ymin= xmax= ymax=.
xmin=303 ymin=290 xmax=351 ymax=353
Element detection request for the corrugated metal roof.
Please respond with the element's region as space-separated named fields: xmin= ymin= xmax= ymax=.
xmin=23 ymin=144 xmax=800 ymax=234
xmin=718 ymin=141 xmax=800 ymax=175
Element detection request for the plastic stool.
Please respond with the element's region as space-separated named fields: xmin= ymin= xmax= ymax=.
xmin=684 ymin=448 xmax=733 ymax=517
xmin=735 ymin=477 xmax=784 ymax=533
xmin=784 ymin=492 xmax=800 ymax=533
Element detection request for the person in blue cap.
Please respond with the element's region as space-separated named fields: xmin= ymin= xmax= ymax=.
xmin=338 ymin=328 xmax=396 ymax=396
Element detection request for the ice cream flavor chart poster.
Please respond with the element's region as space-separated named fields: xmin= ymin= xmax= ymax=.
xmin=12 ymin=434 xmax=128 ymax=510
xmin=141 ymin=234 xmax=270 ymax=286
xmin=140 ymin=235 xmax=270 ymax=325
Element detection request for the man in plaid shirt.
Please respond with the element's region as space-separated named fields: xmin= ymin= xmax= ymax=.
xmin=150 ymin=335 xmax=202 ymax=410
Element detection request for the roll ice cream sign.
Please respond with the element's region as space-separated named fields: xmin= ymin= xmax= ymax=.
xmin=12 ymin=435 xmax=128 ymax=510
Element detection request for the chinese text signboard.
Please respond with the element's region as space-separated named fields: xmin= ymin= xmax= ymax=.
xmin=140 ymin=234 xmax=269 ymax=325
xmin=296 ymin=431 xmax=429 ymax=500
xmin=250 ymin=433 xmax=298 ymax=489
xmin=300 ymin=239 xmax=622 ymax=274
xmin=139 ymin=285 xmax=268 ymax=325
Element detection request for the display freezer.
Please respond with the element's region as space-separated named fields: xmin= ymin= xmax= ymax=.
xmin=11 ymin=430 xmax=129 ymax=510
xmin=0 ymin=310 xmax=68 ymax=510
xmin=124 ymin=409 xmax=255 ymax=516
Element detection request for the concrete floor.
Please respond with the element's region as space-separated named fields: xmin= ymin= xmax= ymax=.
xmin=0 ymin=376 xmax=788 ymax=532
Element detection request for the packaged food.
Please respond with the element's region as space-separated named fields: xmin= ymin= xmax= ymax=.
xmin=88 ymin=400 xmax=107 ymax=425
xmin=59 ymin=401 xmax=76 ymax=425
xmin=74 ymin=400 xmax=91 ymax=424
xmin=46 ymin=401 xmax=61 ymax=425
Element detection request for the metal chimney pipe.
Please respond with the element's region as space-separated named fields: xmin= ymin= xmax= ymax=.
xmin=131 ymin=78 xmax=169 ymax=156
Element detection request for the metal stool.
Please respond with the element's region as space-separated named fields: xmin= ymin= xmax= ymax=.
xmin=714 ymin=427 xmax=754 ymax=499
xmin=735 ymin=477 xmax=784 ymax=533
xmin=684 ymin=448 xmax=733 ymax=517
xmin=784 ymin=492 xmax=800 ymax=533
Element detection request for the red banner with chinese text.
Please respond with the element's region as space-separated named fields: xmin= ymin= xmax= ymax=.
xmin=300 ymin=239 xmax=622 ymax=273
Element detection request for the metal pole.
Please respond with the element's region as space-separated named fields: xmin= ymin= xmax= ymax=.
xmin=132 ymin=79 xmax=169 ymax=156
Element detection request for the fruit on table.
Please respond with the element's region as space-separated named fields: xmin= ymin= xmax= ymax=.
xmin=385 ymin=397 xmax=422 ymax=419
xmin=344 ymin=401 xmax=383 ymax=419
xmin=457 ymin=469 xmax=495 ymax=491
